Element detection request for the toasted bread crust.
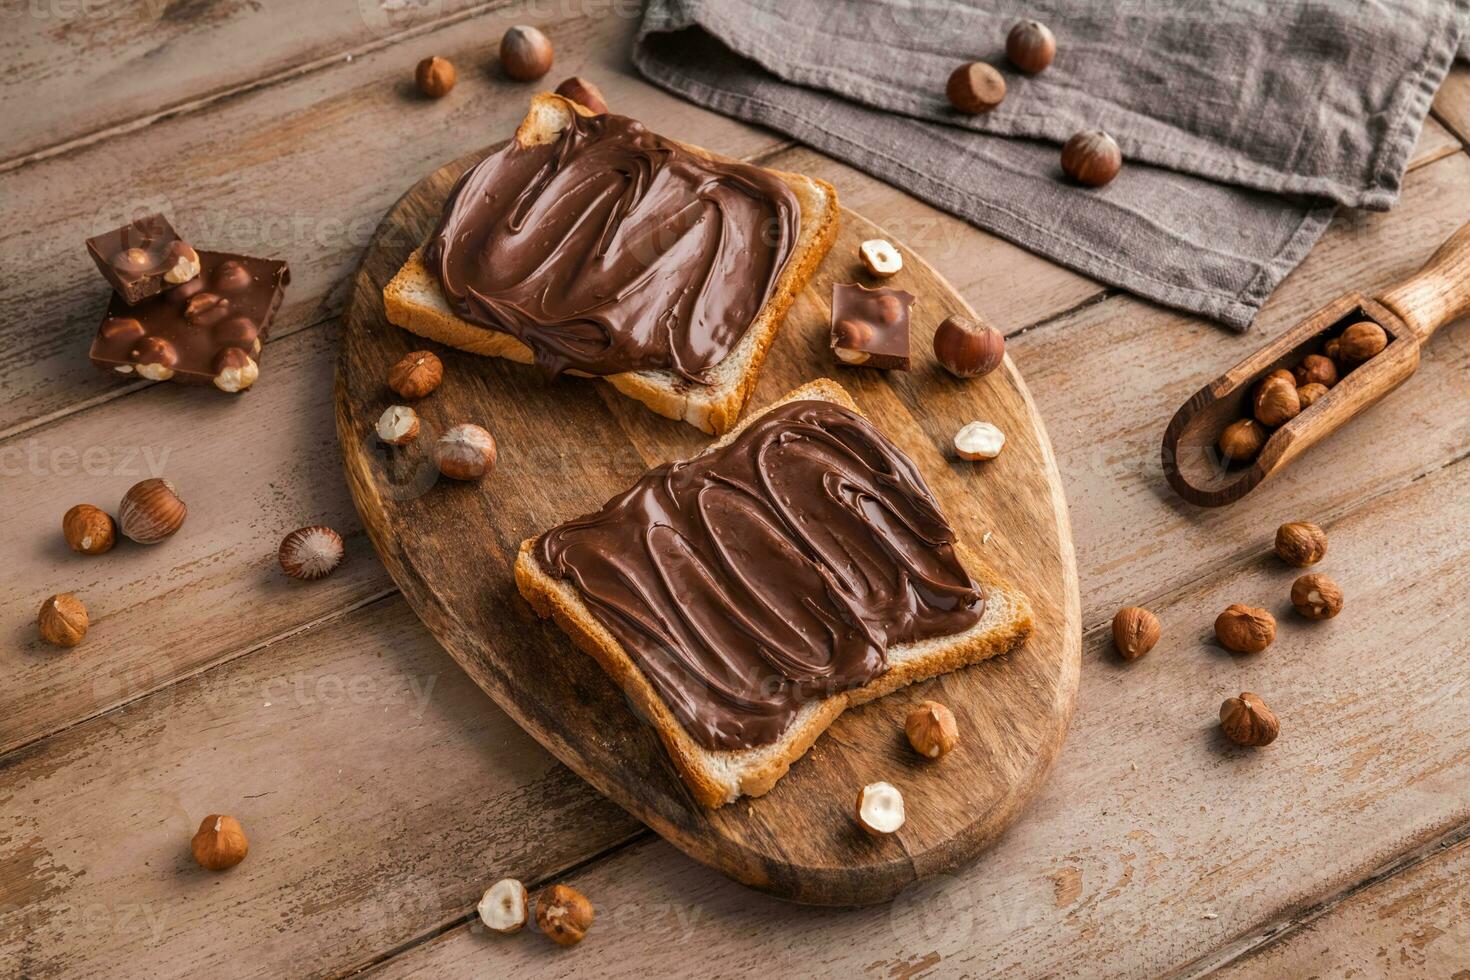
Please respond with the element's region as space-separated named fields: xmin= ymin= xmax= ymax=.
xmin=514 ymin=380 xmax=1034 ymax=807
xmin=383 ymin=93 xmax=840 ymax=434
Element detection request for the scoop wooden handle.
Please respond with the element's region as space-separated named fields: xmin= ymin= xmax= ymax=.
xmin=1376 ymin=220 xmax=1470 ymax=340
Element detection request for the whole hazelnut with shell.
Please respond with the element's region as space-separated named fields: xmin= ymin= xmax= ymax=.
xmin=1215 ymin=604 xmax=1276 ymax=654
xmin=554 ymin=76 xmax=608 ymax=115
xmin=1061 ymin=131 xmax=1122 ymax=187
xmin=500 ymin=25 xmax=553 ymax=82
xmin=435 ymin=424 xmax=497 ymax=480
xmin=119 ymin=478 xmax=186 ymax=544
xmin=933 ymin=315 xmax=1005 ymax=379
xmin=946 ymin=62 xmax=1006 ymax=114
xmin=415 ymin=56 xmax=457 ymax=99
xmin=1006 ymin=20 xmax=1056 ymax=73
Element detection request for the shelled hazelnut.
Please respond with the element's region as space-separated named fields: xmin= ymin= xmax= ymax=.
xmin=1061 ymin=131 xmax=1121 ymax=187
xmin=63 ymin=504 xmax=116 ymax=555
xmin=855 ymin=781 xmax=906 ymax=835
xmin=1291 ymin=572 xmax=1343 ymax=620
xmin=415 ymin=56 xmax=457 ymax=98
xmin=905 ymin=701 xmax=959 ymax=758
xmin=500 ymin=25 xmax=553 ymax=82
xmin=1338 ymin=321 xmax=1387 ymax=362
xmin=1215 ymin=604 xmax=1275 ymax=653
xmin=479 ymin=879 xmax=529 ymax=934
xmin=388 ymin=350 xmax=442 ymax=399
xmin=946 ymin=62 xmax=1006 ymax=114
xmin=859 ymin=239 xmax=902 ymax=278
xmin=1220 ymin=692 xmax=1279 ymax=746
xmin=191 ymin=814 xmax=248 ymax=871
xmin=1274 ymin=521 xmax=1327 ymax=567
xmin=536 ymin=884 xmax=593 ymax=946
xmin=1252 ymin=374 xmax=1300 ymax=428
xmin=1112 ymin=606 xmax=1160 ymax=660
xmin=1218 ymin=418 xmax=1266 ymax=463
xmin=1296 ymin=382 xmax=1328 ymax=408
xmin=38 ymin=593 xmax=88 ymax=647
xmin=1293 ymin=354 xmax=1337 ymax=389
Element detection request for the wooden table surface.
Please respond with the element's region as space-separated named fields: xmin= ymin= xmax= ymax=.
xmin=3 ymin=4 xmax=1468 ymax=977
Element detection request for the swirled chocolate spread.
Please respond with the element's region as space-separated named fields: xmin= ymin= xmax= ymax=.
xmin=427 ymin=109 xmax=801 ymax=382
xmin=535 ymin=399 xmax=983 ymax=750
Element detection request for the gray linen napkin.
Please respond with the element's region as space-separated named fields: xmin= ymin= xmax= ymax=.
xmin=633 ymin=0 xmax=1466 ymax=330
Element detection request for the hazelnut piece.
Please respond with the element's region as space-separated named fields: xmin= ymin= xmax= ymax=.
xmin=500 ymin=25 xmax=553 ymax=82
xmin=112 ymin=247 xmax=152 ymax=272
xmin=946 ymin=62 xmax=1006 ymax=114
xmin=213 ymin=260 xmax=253 ymax=293
xmin=435 ymin=423 xmax=497 ymax=480
xmin=163 ymin=242 xmax=200 ymax=285
xmin=1215 ymin=604 xmax=1275 ymax=654
xmin=831 ymin=318 xmax=874 ymax=365
xmin=954 ymin=420 xmax=1005 ymax=460
xmin=376 ymin=405 xmax=420 ymax=445
xmin=1338 ymin=321 xmax=1387 ymax=362
xmin=278 ymin=525 xmax=345 ymax=581
xmin=38 ymin=593 xmax=88 ymax=647
xmin=63 ymin=504 xmax=116 ymax=555
xmin=212 ymin=347 xmax=260 ymax=393
xmin=904 ymin=701 xmax=959 ymax=759
xmin=415 ymin=56 xmax=457 ymax=98
xmin=191 ymin=814 xmax=248 ymax=871
xmin=554 ymin=76 xmax=608 ymax=114
xmin=933 ymin=314 xmax=1004 ymax=379
xmin=1252 ymin=375 xmax=1301 ymax=428
xmin=536 ymin=884 xmax=593 ymax=946
xmin=1061 ymin=130 xmax=1122 ymax=187
xmin=1274 ymin=521 xmax=1327 ymax=567
xmin=1296 ymin=382 xmax=1329 ymax=408
xmin=855 ymin=781 xmax=906 ymax=835
xmin=100 ymin=316 xmax=145 ymax=344
xmin=479 ymin=878 xmax=529 ymax=934
xmin=1111 ymin=606 xmax=1160 ymax=660
xmin=858 ymin=238 xmax=902 ymax=278
xmin=133 ymin=336 xmax=178 ymax=381
xmin=1218 ymin=418 xmax=1266 ymax=464
xmin=1293 ymin=354 xmax=1338 ymax=389
xmin=1006 ymin=20 xmax=1056 ymax=73
xmin=1324 ymin=337 xmax=1344 ymax=364
xmin=1291 ymin=572 xmax=1343 ymax=620
xmin=388 ymin=350 xmax=443 ymax=399
xmin=1220 ymin=692 xmax=1279 ymax=747
xmin=183 ymin=291 xmax=230 ymax=327
xmin=119 ymin=478 xmax=186 ymax=544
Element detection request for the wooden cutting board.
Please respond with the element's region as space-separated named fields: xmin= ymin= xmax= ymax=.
xmin=335 ymin=144 xmax=1080 ymax=906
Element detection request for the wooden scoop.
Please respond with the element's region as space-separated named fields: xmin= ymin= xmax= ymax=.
xmin=1163 ymin=220 xmax=1470 ymax=507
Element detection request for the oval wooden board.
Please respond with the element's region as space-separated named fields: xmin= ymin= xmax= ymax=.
xmin=335 ymin=143 xmax=1081 ymax=906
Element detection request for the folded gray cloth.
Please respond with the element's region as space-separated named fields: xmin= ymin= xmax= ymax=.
xmin=634 ymin=0 xmax=1467 ymax=329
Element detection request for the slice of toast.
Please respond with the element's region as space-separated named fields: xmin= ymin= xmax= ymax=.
xmin=515 ymin=378 xmax=1034 ymax=808
xmin=384 ymin=94 xmax=840 ymax=435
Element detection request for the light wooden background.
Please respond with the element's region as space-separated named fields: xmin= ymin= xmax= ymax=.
xmin=2 ymin=3 xmax=1468 ymax=977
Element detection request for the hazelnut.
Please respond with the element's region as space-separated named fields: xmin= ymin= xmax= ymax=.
xmin=278 ymin=525 xmax=345 ymax=581
xmin=946 ymin=62 xmax=1006 ymax=114
xmin=119 ymin=478 xmax=186 ymax=544
xmin=133 ymin=336 xmax=178 ymax=381
xmin=1274 ymin=521 xmax=1327 ymax=567
xmin=1296 ymin=382 xmax=1329 ymax=408
xmin=1218 ymin=418 xmax=1266 ymax=463
xmin=832 ymin=318 xmax=874 ymax=365
xmin=536 ymin=884 xmax=593 ymax=946
xmin=112 ymin=247 xmax=152 ymax=272
xmin=1291 ymin=572 xmax=1343 ymax=620
xmin=554 ymin=76 xmax=608 ymax=114
xmin=933 ymin=314 xmax=1004 ymax=379
xmin=1111 ymin=606 xmax=1160 ymax=660
xmin=858 ymin=238 xmax=902 ymax=278
xmin=1061 ymin=130 xmax=1122 ymax=187
xmin=376 ymin=405 xmax=420 ymax=445
xmin=214 ymin=315 xmax=260 ymax=351
xmin=213 ymin=260 xmax=253 ymax=293
xmin=904 ymin=701 xmax=959 ymax=759
xmin=1293 ymin=354 xmax=1338 ymax=389
xmin=388 ymin=350 xmax=443 ymax=399
xmin=1252 ymin=375 xmax=1300 ymax=428
xmin=954 ymin=420 xmax=1005 ymax=460
xmin=1338 ymin=321 xmax=1387 ymax=362
xmin=183 ymin=291 xmax=230 ymax=327
xmin=415 ymin=56 xmax=456 ymax=98
xmin=1220 ymin=692 xmax=1279 ymax=747
xmin=100 ymin=316 xmax=145 ymax=344
xmin=1215 ymin=604 xmax=1275 ymax=654
xmin=38 ymin=593 xmax=88 ymax=648
xmin=500 ymin=25 xmax=553 ymax=82
xmin=435 ymin=423 xmax=497 ymax=480
xmin=212 ymin=347 xmax=259 ymax=393
xmin=63 ymin=504 xmax=116 ymax=555
xmin=1324 ymin=337 xmax=1344 ymax=364
xmin=479 ymin=878 xmax=529 ymax=934
xmin=855 ymin=781 xmax=905 ymax=835
xmin=1006 ymin=19 xmax=1056 ymax=73
xmin=191 ymin=814 xmax=248 ymax=871
xmin=163 ymin=243 xmax=200 ymax=285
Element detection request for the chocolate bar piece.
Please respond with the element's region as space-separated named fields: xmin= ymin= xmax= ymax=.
xmin=86 ymin=213 xmax=201 ymax=305
xmin=830 ymin=282 xmax=914 ymax=370
xmin=89 ymin=251 xmax=290 ymax=392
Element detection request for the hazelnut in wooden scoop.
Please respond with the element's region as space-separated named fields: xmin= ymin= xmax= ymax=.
xmin=1294 ymin=354 xmax=1338 ymax=389
xmin=1252 ymin=374 xmax=1300 ymax=428
xmin=1215 ymin=604 xmax=1275 ymax=654
xmin=500 ymin=25 xmax=553 ymax=82
xmin=536 ymin=884 xmax=593 ymax=946
xmin=1220 ymin=692 xmax=1278 ymax=747
xmin=1296 ymin=382 xmax=1329 ymax=408
xmin=1218 ymin=418 xmax=1266 ymax=463
xmin=1338 ymin=320 xmax=1387 ymax=362
xmin=1061 ymin=130 xmax=1122 ymax=187
xmin=946 ymin=62 xmax=1006 ymax=114
xmin=1275 ymin=521 xmax=1327 ymax=567
xmin=191 ymin=814 xmax=248 ymax=871
xmin=905 ymin=701 xmax=959 ymax=759
xmin=933 ymin=314 xmax=1004 ymax=379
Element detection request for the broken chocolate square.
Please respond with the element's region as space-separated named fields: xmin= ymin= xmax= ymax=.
xmin=86 ymin=213 xmax=201 ymax=305
xmin=830 ymin=282 xmax=914 ymax=370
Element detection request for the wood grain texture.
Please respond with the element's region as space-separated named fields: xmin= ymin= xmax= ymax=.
xmin=0 ymin=593 xmax=641 ymax=979
xmin=1432 ymin=63 xmax=1470 ymax=146
xmin=372 ymin=451 xmax=1470 ymax=978
xmin=0 ymin=2 xmax=780 ymax=439
xmin=336 ymin=150 xmax=1081 ymax=905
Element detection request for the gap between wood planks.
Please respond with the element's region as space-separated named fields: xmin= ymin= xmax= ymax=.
xmin=0 ymin=0 xmax=519 ymax=175
xmin=341 ymin=449 xmax=1470 ymax=978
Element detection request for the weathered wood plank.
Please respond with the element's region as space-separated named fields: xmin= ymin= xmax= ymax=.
xmin=369 ymin=452 xmax=1470 ymax=978
xmin=0 ymin=593 xmax=641 ymax=980
xmin=1431 ymin=63 xmax=1470 ymax=146
xmin=1211 ymin=832 xmax=1470 ymax=978
xmin=1412 ymin=116 xmax=1462 ymax=167
xmin=1012 ymin=151 xmax=1470 ymax=627
xmin=0 ymin=3 xmax=780 ymax=438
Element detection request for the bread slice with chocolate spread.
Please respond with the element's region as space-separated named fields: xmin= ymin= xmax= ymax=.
xmin=514 ymin=378 xmax=1034 ymax=808
xmin=383 ymin=93 xmax=839 ymax=435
